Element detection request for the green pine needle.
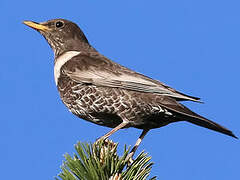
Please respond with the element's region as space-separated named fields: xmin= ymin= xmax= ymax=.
xmin=56 ymin=140 xmax=156 ymax=180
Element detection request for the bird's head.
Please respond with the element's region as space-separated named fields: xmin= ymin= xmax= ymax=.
xmin=23 ymin=19 xmax=91 ymax=57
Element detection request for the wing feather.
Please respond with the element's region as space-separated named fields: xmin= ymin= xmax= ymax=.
xmin=62 ymin=52 xmax=201 ymax=102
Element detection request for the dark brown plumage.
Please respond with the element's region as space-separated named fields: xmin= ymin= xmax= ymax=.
xmin=23 ymin=19 xmax=237 ymax=159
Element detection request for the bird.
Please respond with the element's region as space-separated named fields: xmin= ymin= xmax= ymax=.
xmin=23 ymin=19 xmax=237 ymax=159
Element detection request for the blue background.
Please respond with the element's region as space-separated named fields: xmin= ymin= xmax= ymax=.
xmin=1 ymin=0 xmax=239 ymax=179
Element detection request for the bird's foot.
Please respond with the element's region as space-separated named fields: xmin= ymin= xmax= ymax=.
xmin=126 ymin=152 xmax=134 ymax=167
xmin=96 ymin=136 xmax=105 ymax=143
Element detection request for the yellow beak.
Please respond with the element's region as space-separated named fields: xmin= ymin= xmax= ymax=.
xmin=23 ymin=21 xmax=50 ymax=31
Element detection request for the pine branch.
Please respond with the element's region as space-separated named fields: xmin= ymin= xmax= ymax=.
xmin=56 ymin=140 xmax=156 ymax=180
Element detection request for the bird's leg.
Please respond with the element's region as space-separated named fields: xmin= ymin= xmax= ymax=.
xmin=127 ymin=129 xmax=149 ymax=164
xmin=97 ymin=121 xmax=129 ymax=142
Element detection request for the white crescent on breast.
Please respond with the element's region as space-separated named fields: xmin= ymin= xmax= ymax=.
xmin=54 ymin=51 xmax=81 ymax=85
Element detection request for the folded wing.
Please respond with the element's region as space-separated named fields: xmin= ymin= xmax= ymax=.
xmin=62 ymin=52 xmax=201 ymax=102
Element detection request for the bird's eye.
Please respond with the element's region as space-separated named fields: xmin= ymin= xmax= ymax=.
xmin=55 ymin=21 xmax=64 ymax=28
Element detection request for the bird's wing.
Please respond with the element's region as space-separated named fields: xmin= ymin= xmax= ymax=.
xmin=62 ymin=52 xmax=201 ymax=102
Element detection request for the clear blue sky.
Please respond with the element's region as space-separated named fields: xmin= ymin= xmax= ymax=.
xmin=1 ymin=0 xmax=239 ymax=179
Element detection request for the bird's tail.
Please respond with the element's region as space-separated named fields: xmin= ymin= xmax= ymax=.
xmin=159 ymin=96 xmax=237 ymax=139
xmin=186 ymin=115 xmax=238 ymax=139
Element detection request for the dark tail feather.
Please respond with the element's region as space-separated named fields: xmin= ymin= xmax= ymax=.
xmin=158 ymin=96 xmax=237 ymax=139
xmin=186 ymin=117 xmax=238 ymax=139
